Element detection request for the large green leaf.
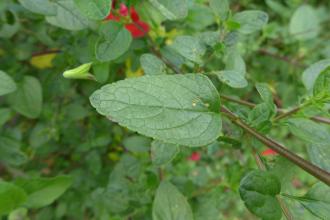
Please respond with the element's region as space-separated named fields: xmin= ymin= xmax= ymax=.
xmin=140 ymin=54 xmax=167 ymax=75
xmin=0 ymin=70 xmax=16 ymax=96
xmin=171 ymin=36 xmax=206 ymax=65
xmin=209 ymin=0 xmax=229 ymax=19
xmin=74 ymin=0 xmax=112 ymax=20
xmin=213 ymin=70 xmax=248 ymax=88
xmin=46 ymin=0 xmax=90 ymax=31
xmin=239 ymin=170 xmax=282 ymax=220
xmin=90 ymin=74 xmax=222 ymax=147
xmin=15 ymin=175 xmax=72 ymax=208
xmin=287 ymin=118 xmax=330 ymax=145
xmin=0 ymin=181 xmax=27 ymax=216
xmin=18 ymin=0 xmax=56 ymax=16
xmin=302 ymin=59 xmax=330 ymax=91
xmin=233 ymin=10 xmax=268 ymax=34
xmin=95 ymin=21 xmax=132 ymax=62
xmin=8 ymin=76 xmax=43 ymax=119
xmin=289 ymin=5 xmax=320 ymax=40
xmin=151 ymin=140 xmax=180 ymax=166
xmin=149 ymin=0 xmax=188 ymax=20
xmin=153 ymin=181 xmax=193 ymax=220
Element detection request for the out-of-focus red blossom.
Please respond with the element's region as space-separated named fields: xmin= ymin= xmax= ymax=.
xmin=188 ymin=152 xmax=201 ymax=161
xmin=105 ymin=3 xmax=149 ymax=38
xmin=261 ymin=148 xmax=278 ymax=156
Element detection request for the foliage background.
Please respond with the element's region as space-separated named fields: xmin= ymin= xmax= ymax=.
xmin=0 ymin=0 xmax=330 ymax=219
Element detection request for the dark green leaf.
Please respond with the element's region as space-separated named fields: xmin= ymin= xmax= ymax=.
xmin=239 ymin=170 xmax=282 ymax=220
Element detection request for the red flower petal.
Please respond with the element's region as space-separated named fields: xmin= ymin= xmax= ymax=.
xmin=261 ymin=149 xmax=278 ymax=156
xmin=129 ymin=7 xmax=140 ymax=22
xmin=119 ymin=3 xmax=128 ymax=16
xmin=125 ymin=21 xmax=149 ymax=38
xmin=188 ymin=152 xmax=201 ymax=161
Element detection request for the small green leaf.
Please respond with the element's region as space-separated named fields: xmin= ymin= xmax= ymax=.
xmin=0 ymin=108 xmax=11 ymax=127
xmin=140 ymin=54 xmax=167 ymax=75
xmin=18 ymin=0 xmax=56 ymax=16
xmin=151 ymin=140 xmax=180 ymax=166
xmin=153 ymin=181 xmax=194 ymax=220
xmin=313 ymin=67 xmax=330 ymax=99
xmin=0 ymin=137 xmax=28 ymax=166
xmin=95 ymin=21 xmax=132 ymax=62
xmin=15 ymin=175 xmax=72 ymax=208
xmin=74 ymin=0 xmax=112 ymax=20
xmin=214 ymin=70 xmax=248 ymax=88
xmin=8 ymin=76 xmax=43 ymax=119
xmin=289 ymin=5 xmax=320 ymax=40
xmin=123 ymin=135 xmax=152 ymax=153
xmin=308 ymin=144 xmax=330 ymax=172
xmin=90 ymin=74 xmax=222 ymax=147
xmin=46 ymin=0 xmax=90 ymax=31
xmin=225 ymin=49 xmax=246 ymax=75
xmin=149 ymin=0 xmax=188 ymax=20
xmin=233 ymin=10 xmax=268 ymax=34
xmin=209 ymin=0 xmax=229 ymax=20
xmin=0 ymin=182 xmax=27 ymax=216
xmin=0 ymin=70 xmax=16 ymax=96
xmin=287 ymin=118 xmax=330 ymax=144
xmin=302 ymin=59 xmax=330 ymax=91
xmin=239 ymin=170 xmax=282 ymax=220
xmin=171 ymin=36 xmax=206 ymax=65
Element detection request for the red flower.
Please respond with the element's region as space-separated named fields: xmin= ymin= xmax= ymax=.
xmin=261 ymin=148 xmax=278 ymax=156
xmin=105 ymin=3 xmax=149 ymax=38
xmin=188 ymin=152 xmax=201 ymax=161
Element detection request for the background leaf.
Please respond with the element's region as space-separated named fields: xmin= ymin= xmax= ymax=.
xmin=149 ymin=0 xmax=188 ymax=20
xmin=74 ymin=0 xmax=112 ymax=20
xmin=233 ymin=10 xmax=268 ymax=34
xmin=0 ymin=70 xmax=16 ymax=96
xmin=140 ymin=54 xmax=167 ymax=75
xmin=151 ymin=140 xmax=180 ymax=166
xmin=153 ymin=181 xmax=194 ymax=220
xmin=0 ymin=181 xmax=27 ymax=216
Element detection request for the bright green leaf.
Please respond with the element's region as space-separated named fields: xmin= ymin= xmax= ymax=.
xmin=302 ymin=59 xmax=330 ymax=91
xmin=239 ymin=170 xmax=282 ymax=220
xmin=90 ymin=74 xmax=222 ymax=147
xmin=8 ymin=76 xmax=42 ymax=119
xmin=0 ymin=181 xmax=27 ymax=216
xmin=289 ymin=5 xmax=320 ymax=40
xmin=15 ymin=175 xmax=72 ymax=208
xmin=95 ymin=21 xmax=132 ymax=62
xmin=151 ymin=140 xmax=180 ymax=166
xmin=46 ymin=0 xmax=90 ymax=31
xmin=0 ymin=70 xmax=16 ymax=96
xmin=214 ymin=70 xmax=248 ymax=88
xmin=149 ymin=0 xmax=188 ymax=20
xmin=140 ymin=54 xmax=167 ymax=75
xmin=233 ymin=10 xmax=268 ymax=34
xmin=171 ymin=36 xmax=206 ymax=65
xmin=287 ymin=118 xmax=330 ymax=145
xmin=18 ymin=0 xmax=56 ymax=16
xmin=74 ymin=0 xmax=112 ymax=20
xmin=153 ymin=181 xmax=194 ymax=220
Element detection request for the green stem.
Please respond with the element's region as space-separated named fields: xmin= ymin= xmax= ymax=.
xmin=221 ymin=106 xmax=330 ymax=186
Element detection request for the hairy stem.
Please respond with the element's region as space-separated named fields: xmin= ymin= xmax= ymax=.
xmin=221 ymin=106 xmax=330 ymax=186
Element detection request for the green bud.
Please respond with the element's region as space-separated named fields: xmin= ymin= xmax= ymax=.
xmin=63 ymin=62 xmax=95 ymax=80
